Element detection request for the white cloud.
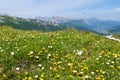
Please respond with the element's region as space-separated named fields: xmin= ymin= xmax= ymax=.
xmin=74 ymin=8 xmax=120 ymax=20
xmin=0 ymin=0 xmax=120 ymax=20
xmin=114 ymin=8 xmax=120 ymax=12
xmin=0 ymin=0 xmax=102 ymax=17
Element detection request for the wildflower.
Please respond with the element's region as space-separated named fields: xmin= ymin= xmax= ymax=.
xmin=48 ymin=46 xmax=53 ymax=48
xmin=99 ymin=56 xmax=102 ymax=58
xmin=96 ymin=76 xmax=105 ymax=80
xmin=0 ymin=49 xmax=3 ymax=52
xmin=25 ymin=72 xmax=28 ymax=75
xmin=110 ymin=65 xmax=114 ymax=68
xmin=17 ymin=49 xmax=20 ymax=51
xmin=79 ymin=72 xmax=84 ymax=75
xmin=35 ymin=56 xmax=39 ymax=59
xmin=117 ymin=66 xmax=120 ymax=69
xmin=96 ymin=58 xmax=99 ymax=60
xmin=102 ymin=71 xmax=106 ymax=74
xmin=3 ymin=74 xmax=7 ymax=78
xmin=39 ymin=78 xmax=44 ymax=80
xmin=32 ymin=35 xmax=35 ymax=38
xmin=30 ymin=51 xmax=33 ymax=54
xmin=77 ymin=51 xmax=83 ymax=55
xmin=106 ymin=62 xmax=110 ymax=65
xmin=38 ymin=64 xmax=42 ymax=67
xmin=41 ymin=67 xmax=44 ymax=70
xmin=85 ymin=75 xmax=90 ymax=79
xmin=91 ymin=72 xmax=95 ymax=75
xmin=50 ymin=67 xmax=52 ymax=70
xmin=57 ymin=61 xmax=62 ymax=64
xmin=47 ymin=54 xmax=51 ymax=59
xmin=72 ymin=70 xmax=77 ymax=73
xmin=10 ymin=52 xmax=14 ymax=55
xmin=68 ymin=63 xmax=73 ymax=66
xmin=35 ymin=75 xmax=38 ymax=78
xmin=111 ymin=61 xmax=114 ymax=64
xmin=28 ymin=77 xmax=33 ymax=80
xmin=16 ymin=67 xmax=20 ymax=71
xmin=55 ymin=74 xmax=60 ymax=78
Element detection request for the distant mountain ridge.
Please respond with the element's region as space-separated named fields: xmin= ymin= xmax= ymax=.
xmin=0 ymin=15 xmax=65 ymax=31
xmin=0 ymin=14 xmax=120 ymax=34
xmin=35 ymin=16 xmax=120 ymax=34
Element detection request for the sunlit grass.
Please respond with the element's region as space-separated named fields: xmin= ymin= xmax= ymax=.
xmin=0 ymin=26 xmax=120 ymax=80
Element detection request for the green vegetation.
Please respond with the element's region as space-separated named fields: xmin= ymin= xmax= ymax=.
xmin=0 ymin=15 xmax=65 ymax=31
xmin=0 ymin=26 xmax=120 ymax=80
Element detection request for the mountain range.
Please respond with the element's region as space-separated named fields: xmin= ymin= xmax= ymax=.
xmin=0 ymin=14 xmax=120 ymax=34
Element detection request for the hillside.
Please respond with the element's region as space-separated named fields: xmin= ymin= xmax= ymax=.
xmin=106 ymin=26 xmax=120 ymax=34
xmin=1 ymin=15 xmax=120 ymax=34
xmin=36 ymin=17 xmax=120 ymax=34
xmin=0 ymin=26 xmax=120 ymax=80
xmin=0 ymin=15 xmax=65 ymax=31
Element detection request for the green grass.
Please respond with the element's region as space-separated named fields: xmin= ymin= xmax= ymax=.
xmin=0 ymin=26 xmax=120 ymax=80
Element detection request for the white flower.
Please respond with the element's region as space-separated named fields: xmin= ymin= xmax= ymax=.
xmin=96 ymin=58 xmax=99 ymax=60
xmin=106 ymin=62 xmax=110 ymax=65
xmin=50 ymin=67 xmax=52 ymax=70
xmin=10 ymin=52 xmax=14 ymax=55
xmin=77 ymin=51 xmax=83 ymax=55
xmin=111 ymin=61 xmax=114 ymax=64
xmin=85 ymin=75 xmax=89 ymax=78
xmin=80 ymin=72 xmax=83 ymax=74
xmin=35 ymin=75 xmax=38 ymax=78
xmin=0 ymin=49 xmax=3 ymax=52
xmin=99 ymin=56 xmax=102 ymax=58
xmin=72 ymin=70 xmax=77 ymax=73
xmin=48 ymin=54 xmax=51 ymax=57
xmin=41 ymin=67 xmax=44 ymax=70
xmin=35 ymin=56 xmax=39 ymax=59
xmin=30 ymin=51 xmax=33 ymax=54
xmin=68 ymin=63 xmax=73 ymax=66
xmin=48 ymin=46 xmax=53 ymax=48
xmin=91 ymin=72 xmax=95 ymax=74
xmin=38 ymin=64 xmax=42 ymax=67
xmin=102 ymin=71 xmax=106 ymax=74
xmin=16 ymin=67 xmax=20 ymax=71
xmin=47 ymin=54 xmax=51 ymax=59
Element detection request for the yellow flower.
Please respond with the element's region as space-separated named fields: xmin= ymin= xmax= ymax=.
xmin=55 ymin=74 xmax=60 ymax=78
xmin=28 ymin=77 xmax=33 ymax=80
xmin=52 ymin=68 xmax=57 ymax=72
xmin=96 ymin=77 xmax=105 ymax=80
xmin=24 ymin=72 xmax=28 ymax=75
xmin=110 ymin=65 xmax=114 ymax=68
xmin=69 ymin=75 xmax=74 ymax=78
xmin=68 ymin=63 xmax=73 ymax=66
xmin=32 ymin=35 xmax=35 ymax=38
xmin=39 ymin=77 xmax=44 ymax=80
xmin=41 ymin=73 xmax=44 ymax=78
xmin=3 ymin=74 xmax=7 ymax=78
xmin=117 ymin=66 xmax=120 ymax=69
xmin=22 ymin=77 xmax=28 ymax=80
xmin=57 ymin=61 xmax=62 ymax=65
xmin=83 ymin=66 xmax=88 ymax=70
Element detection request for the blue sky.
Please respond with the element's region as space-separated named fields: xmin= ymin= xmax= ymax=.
xmin=0 ymin=0 xmax=120 ymax=20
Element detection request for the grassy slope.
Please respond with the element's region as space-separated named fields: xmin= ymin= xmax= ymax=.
xmin=0 ymin=26 xmax=120 ymax=80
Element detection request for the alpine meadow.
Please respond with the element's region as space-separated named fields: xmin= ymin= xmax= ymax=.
xmin=0 ymin=0 xmax=120 ymax=80
xmin=0 ymin=26 xmax=120 ymax=80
